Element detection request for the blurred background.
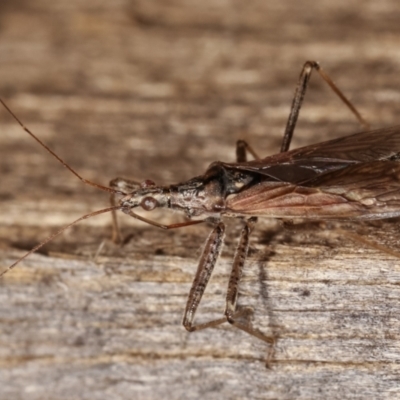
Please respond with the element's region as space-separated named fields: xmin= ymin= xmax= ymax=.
xmin=1 ymin=1 xmax=400 ymax=399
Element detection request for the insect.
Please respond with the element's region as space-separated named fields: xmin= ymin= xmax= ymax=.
xmin=1 ymin=61 xmax=398 ymax=363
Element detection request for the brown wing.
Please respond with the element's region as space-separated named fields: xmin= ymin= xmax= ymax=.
xmin=225 ymin=160 xmax=400 ymax=220
xmin=308 ymin=160 xmax=400 ymax=204
xmin=277 ymin=125 xmax=400 ymax=163
xmin=222 ymin=126 xmax=400 ymax=183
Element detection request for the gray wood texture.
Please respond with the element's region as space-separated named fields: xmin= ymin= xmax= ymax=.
xmin=1 ymin=1 xmax=400 ymax=399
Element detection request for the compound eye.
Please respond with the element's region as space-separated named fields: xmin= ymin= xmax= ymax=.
xmin=140 ymin=196 xmax=158 ymax=211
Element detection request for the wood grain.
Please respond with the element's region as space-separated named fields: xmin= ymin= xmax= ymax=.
xmin=1 ymin=1 xmax=400 ymax=399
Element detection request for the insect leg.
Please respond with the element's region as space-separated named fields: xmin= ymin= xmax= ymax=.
xmin=183 ymin=218 xmax=274 ymax=362
xmin=224 ymin=217 xmax=256 ymax=321
xmin=182 ymin=222 xmax=228 ymax=332
xmin=109 ymin=177 xmax=141 ymax=243
xmin=281 ymin=61 xmax=369 ymax=153
xmin=124 ymin=209 xmax=203 ymax=230
xmin=236 ymin=140 xmax=261 ymax=162
xmin=224 ymin=217 xmax=275 ymax=363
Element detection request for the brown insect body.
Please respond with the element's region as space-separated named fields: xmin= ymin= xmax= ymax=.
xmin=2 ymin=61 xmax=397 ymax=365
xmin=117 ymin=161 xmax=261 ymax=219
xmin=119 ymin=126 xmax=400 ymax=222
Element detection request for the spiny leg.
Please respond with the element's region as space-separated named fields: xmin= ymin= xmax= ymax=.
xmin=225 ymin=218 xmax=260 ymax=324
xmin=182 ymin=222 xmax=227 ymax=331
xmin=183 ymin=218 xmax=275 ymax=365
xmin=224 ymin=217 xmax=275 ymax=365
xmin=281 ymin=60 xmax=369 ymax=153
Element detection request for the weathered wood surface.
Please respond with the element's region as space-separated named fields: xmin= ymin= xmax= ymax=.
xmin=1 ymin=1 xmax=400 ymax=399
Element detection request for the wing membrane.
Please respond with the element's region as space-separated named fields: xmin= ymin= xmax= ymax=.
xmin=225 ymin=160 xmax=400 ymax=220
xmin=223 ymin=126 xmax=400 ymax=183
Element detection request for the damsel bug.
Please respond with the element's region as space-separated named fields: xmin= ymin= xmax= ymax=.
xmin=1 ymin=61 xmax=398 ymax=362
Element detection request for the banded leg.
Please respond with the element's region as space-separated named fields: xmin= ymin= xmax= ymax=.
xmin=183 ymin=222 xmax=227 ymax=331
xmin=281 ymin=60 xmax=369 ymax=152
xmin=183 ymin=218 xmax=275 ymax=364
xmin=224 ymin=217 xmax=275 ymax=364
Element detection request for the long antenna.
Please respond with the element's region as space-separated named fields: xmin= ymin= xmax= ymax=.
xmin=0 ymin=98 xmax=122 ymax=195
xmin=0 ymin=206 xmax=122 ymax=277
